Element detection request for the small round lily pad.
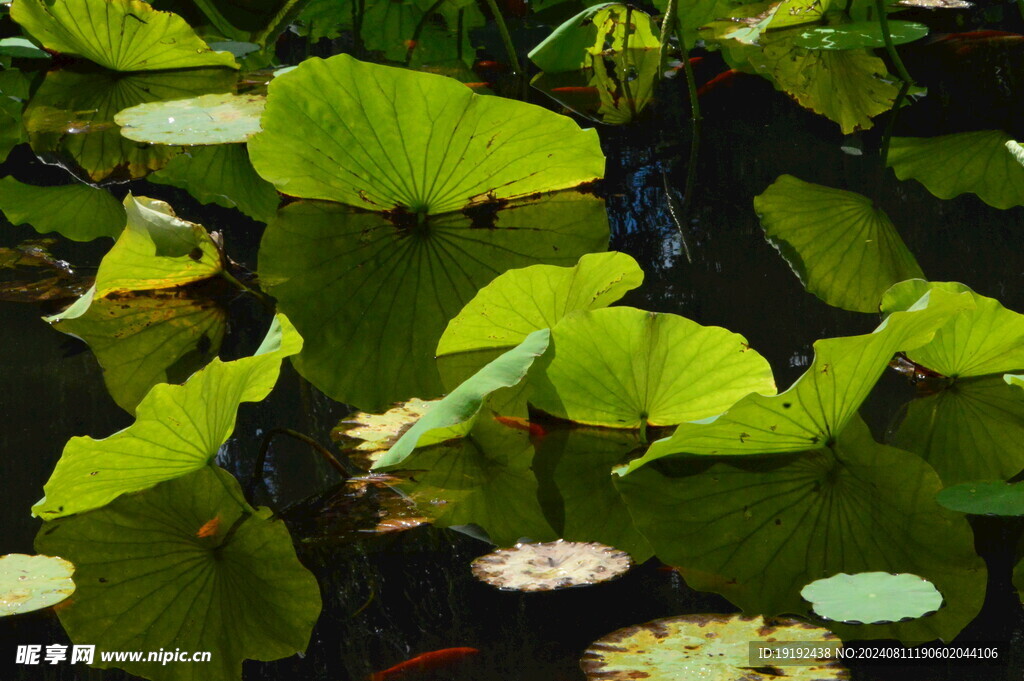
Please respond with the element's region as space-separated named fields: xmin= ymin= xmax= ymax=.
xmin=115 ymin=94 xmax=266 ymax=145
xmin=0 ymin=553 xmax=75 ymax=616
xmin=580 ymin=614 xmax=849 ymax=680
xmin=471 ymin=540 xmax=632 ymax=592
xmin=801 ymin=572 xmax=943 ymax=624
xmin=936 ymin=480 xmax=1024 ymax=516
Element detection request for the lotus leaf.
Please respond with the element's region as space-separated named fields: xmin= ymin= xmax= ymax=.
xmin=388 ymin=418 xmax=558 ymax=546
xmin=702 ymin=0 xmax=833 ymax=46
xmin=794 ymin=21 xmax=929 ymax=50
xmin=471 ymin=540 xmax=633 ymax=591
xmin=650 ymin=0 xmax=719 ymax=49
xmin=0 ymin=553 xmax=75 ymax=616
xmin=438 ymin=251 xmax=643 ymax=357
xmin=615 ymin=416 xmax=986 ymax=641
xmin=755 ymin=175 xmax=923 ymax=313
xmin=887 ymin=131 xmax=1024 ymax=209
xmin=151 ymin=0 xmax=304 ymax=46
xmin=257 ymin=194 xmax=608 ymax=411
xmin=24 ymin=68 xmax=236 ymax=182
xmin=49 ymin=287 xmax=227 ymax=413
xmin=889 ymin=375 xmax=1024 ymax=484
xmin=11 ymin=0 xmax=238 ymax=71
xmin=373 ymin=329 xmax=550 ymax=470
xmin=531 ymin=307 xmax=776 ymax=429
xmin=580 ymin=613 xmax=848 ymax=680
xmin=248 ymin=54 xmax=604 ymax=215
xmin=332 ymin=398 xmax=439 ymax=456
xmin=621 ymin=286 xmax=973 ymax=472
xmin=115 ymin=94 xmax=265 ymax=145
xmin=528 ymin=3 xmax=660 ymax=74
xmin=881 ymin=280 xmax=1024 ymax=377
xmin=0 ymin=177 xmax=124 ymax=241
xmin=0 ymin=36 xmax=49 ymax=58
xmin=35 ymin=466 xmax=321 ymax=681
xmin=801 ymin=572 xmax=943 ymax=624
xmin=148 ymin=144 xmax=280 ymax=222
xmin=32 ymin=314 xmax=301 ymax=519
xmin=936 ymin=480 xmax=1024 ymax=515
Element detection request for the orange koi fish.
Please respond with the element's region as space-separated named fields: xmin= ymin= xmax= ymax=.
xmin=370 ymin=647 xmax=479 ymax=680
xmin=493 ymin=415 xmax=547 ymax=438
xmin=697 ymin=68 xmax=740 ymax=97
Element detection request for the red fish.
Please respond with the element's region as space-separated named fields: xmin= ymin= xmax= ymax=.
xmin=463 ymin=82 xmax=493 ymax=90
xmin=550 ymin=86 xmax=600 ymax=94
xmin=370 ymin=647 xmax=479 ymax=680
xmin=930 ymin=31 xmax=1024 ymax=55
xmin=696 ymin=68 xmax=740 ymax=97
xmin=493 ymin=415 xmax=547 ymax=438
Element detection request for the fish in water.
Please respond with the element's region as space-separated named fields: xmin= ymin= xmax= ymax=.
xmin=370 ymin=647 xmax=480 ymax=680
xmin=493 ymin=415 xmax=547 ymax=438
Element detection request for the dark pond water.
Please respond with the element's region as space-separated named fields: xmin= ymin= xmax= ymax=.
xmin=3 ymin=1 xmax=1024 ymax=680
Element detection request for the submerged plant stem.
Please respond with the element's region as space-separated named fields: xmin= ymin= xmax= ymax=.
xmin=247 ymin=428 xmax=356 ymax=502
xmin=482 ymin=0 xmax=522 ymax=75
xmin=880 ymin=80 xmax=911 ymax=167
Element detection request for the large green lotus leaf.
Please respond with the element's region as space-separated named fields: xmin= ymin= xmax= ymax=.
xmin=32 ymin=314 xmax=301 ymax=519
xmin=94 ymin=195 xmax=222 ymax=295
xmin=257 ymin=194 xmax=608 ymax=411
xmin=528 ymin=3 xmax=660 ymax=74
xmin=530 ymin=307 xmax=776 ymax=429
xmin=754 ymin=175 xmax=923 ymax=313
xmin=889 ymin=375 xmax=1024 ymax=484
xmin=291 ymin=0 xmax=354 ymax=42
xmin=936 ymin=481 xmax=1024 ymax=515
xmin=49 ymin=287 xmax=227 ymax=413
xmin=622 ymin=286 xmax=973 ymax=472
xmin=11 ymin=0 xmax=238 ymax=71
xmin=615 ymin=416 xmax=986 ymax=642
xmin=115 ymin=94 xmax=265 ymax=145
xmin=24 ymin=68 xmax=236 ymax=182
xmin=152 ymin=0 xmax=308 ymax=46
xmin=0 ymin=177 xmax=124 ymax=241
xmin=580 ymin=614 xmax=847 ymax=680
xmin=794 ymin=21 xmax=929 ymax=50
xmin=0 ymin=554 xmax=75 ymax=617
xmin=701 ymin=0 xmax=832 ymax=46
xmin=437 ymin=251 xmax=643 ymax=357
xmin=743 ymin=32 xmax=899 ymax=134
xmin=35 ymin=466 xmax=321 ymax=681
xmin=650 ymin=0 xmax=720 ymax=49
xmin=881 ymin=280 xmax=1024 ymax=377
xmin=148 ymin=144 xmax=279 ymax=223
xmin=532 ymin=428 xmax=652 ymax=560
xmin=0 ymin=36 xmax=50 ymax=58
xmin=392 ymin=418 xmax=558 ymax=546
xmin=248 ymin=54 xmax=604 ymax=215
xmin=887 ymin=131 xmax=1024 ymax=210
xmin=372 ymin=330 xmax=551 ymax=470
xmin=801 ymin=572 xmax=943 ymax=624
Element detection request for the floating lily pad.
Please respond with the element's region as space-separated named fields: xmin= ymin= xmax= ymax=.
xmin=580 ymin=613 xmax=848 ymax=680
xmin=889 ymin=375 xmax=1024 ymax=484
xmin=258 ymin=194 xmax=607 ymax=412
xmin=249 ymin=54 xmax=604 ymax=215
xmin=755 ymin=175 xmax=923 ymax=313
xmin=333 ymin=398 xmax=439 ymax=455
xmin=472 ymin=540 xmax=632 ymax=591
xmin=528 ymin=3 xmax=660 ymax=74
xmin=616 ymin=416 xmax=986 ymax=641
xmin=437 ymin=251 xmax=643 ymax=357
xmin=0 ymin=177 xmax=124 ymax=241
xmin=622 ymin=286 xmax=972 ymax=471
xmin=148 ymin=144 xmax=279 ymax=222
xmin=531 ymin=307 xmax=776 ymax=429
xmin=893 ymin=0 xmax=971 ymax=7
xmin=794 ymin=21 xmax=929 ymax=50
xmin=0 ymin=36 xmax=49 ymax=58
xmin=35 ymin=466 xmax=321 ymax=681
xmin=33 ymin=314 xmax=301 ymax=519
xmin=802 ymin=572 xmax=943 ymax=624
xmin=115 ymin=94 xmax=265 ymax=145
xmin=24 ymin=68 xmax=236 ymax=182
xmin=0 ymin=553 xmax=75 ymax=617
xmin=11 ymin=0 xmax=238 ymax=71
xmin=882 ymin=281 xmax=1024 ymax=378
xmin=373 ymin=330 xmax=550 ymax=470
xmin=651 ymin=0 xmax=719 ymax=49
xmin=936 ymin=481 xmax=1024 ymax=515
xmin=741 ymin=31 xmax=899 ymax=134
xmin=887 ymin=131 xmax=1024 ymax=209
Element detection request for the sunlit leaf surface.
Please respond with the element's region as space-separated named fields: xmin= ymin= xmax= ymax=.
xmin=115 ymin=94 xmax=265 ymax=145
xmin=35 ymin=466 xmax=321 ymax=681
xmin=528 ymin=4 xmax=660 ymax=74
xmin=0 ymin=177 xmax=124 ymax=242
xmin=33 ymin=314 xmax=301 ymax=518
xmin=801 ymin=572 xmax=943 ymax=624
xmin=936 ymin=480 xmax=1024 ymax=515
xmin=0 ymin=553 xmax=75 ymax=617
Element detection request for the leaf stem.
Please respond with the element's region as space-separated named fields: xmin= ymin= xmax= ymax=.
xmin=247 ymin=428 xmax=356 ymax=502
xmin=219 ymin=269 xmax=275 ymax=312
xmin=880 ymin=80 xmax=910 ymax=167
xmin=874 ymin=0 xmax=914 ymax=86
xmin=482 ymin=0 xmax=522 ymax=75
